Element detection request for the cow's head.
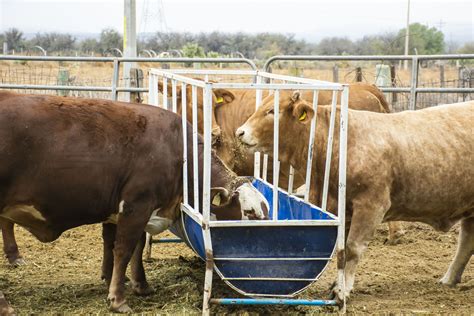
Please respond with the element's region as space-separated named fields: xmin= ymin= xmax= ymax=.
xmin=209 ymin=177 xmax=269 ymax=220
xmin=157 ymin=80 xmax=235 ymax=145
xmin=235 ymin=91 xmax=314 ymax=157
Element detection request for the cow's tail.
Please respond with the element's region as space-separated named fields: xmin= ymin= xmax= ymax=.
xmin=365 ymin=84 xmax=392 ymax=113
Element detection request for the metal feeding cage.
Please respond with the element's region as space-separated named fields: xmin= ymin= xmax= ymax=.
xmin=148 ymin=68 xmax=349 ymax=315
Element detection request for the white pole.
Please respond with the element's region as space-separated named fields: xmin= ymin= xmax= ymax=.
xmin=272 ymin=90 xmax=280 ymax=221
xmin=404 ymin=0 xmax=411 ymax=70
xmin=123 ymin=0 xmax=137 ymax=102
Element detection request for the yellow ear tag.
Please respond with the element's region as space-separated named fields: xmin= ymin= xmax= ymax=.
xmin=299 ymin=111 xmax=307 ymax=121
xmin=212 ymin=193 xmax=221 ymax=206
xmin=216 ymin=97 xmax=224 ymax=104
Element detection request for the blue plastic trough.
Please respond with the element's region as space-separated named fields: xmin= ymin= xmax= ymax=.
xmin=170 ymin=178 xmax=338 ymax=298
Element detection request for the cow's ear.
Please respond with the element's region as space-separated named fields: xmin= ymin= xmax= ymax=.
xmin=213 ymin=89 xmax=235 ymax=106
xmin=210 ymin=187 xmax=230 ymax=206
xmin=291 ymin=90 xmax=301 ymax=103
xmin=157 ymin=80 xmax=181 ymax=97
xmin=292 ymin=102 xmax=314 ymax=124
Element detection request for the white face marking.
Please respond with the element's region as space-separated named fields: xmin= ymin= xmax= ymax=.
xmin=2 ymin=205 xmax=47 ymax=222
xmin=236 ymin=183 xmax=269 ymax=220
xmin=236 ymin=123 xmax=257 ymax=146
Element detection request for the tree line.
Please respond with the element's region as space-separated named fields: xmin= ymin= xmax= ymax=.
xmin=1 ymin=23 xmax=472 ymax=58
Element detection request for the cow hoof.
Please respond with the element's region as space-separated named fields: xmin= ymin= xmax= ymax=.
xmin=9 ymin=257 xmax=27 ymax=267
xmin=110 ymin=302 xmax=132 ymax=313
xmin=384 ymin=237 xmax=402 ymax=245
xmin=132 ymin=283 xmax=153 ymax=296
xmin=0 ymin=292 xmax=15 ymax=316
xmin=439 ymin=276 xmax=459 ymax=287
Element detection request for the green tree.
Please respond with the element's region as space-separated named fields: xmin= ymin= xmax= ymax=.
xmin=182 ymin=43 xmax=205 ymax=58
xmin=99 ymin=28 xmax=123 ymax=53
xmin=4 ymin=28 xmax=25 ymax=51
xmin=395 ymin=23 xmax=445 ymax=54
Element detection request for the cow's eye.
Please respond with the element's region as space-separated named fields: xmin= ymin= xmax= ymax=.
xmin=266 ymin=108 xmax=274 ymax=115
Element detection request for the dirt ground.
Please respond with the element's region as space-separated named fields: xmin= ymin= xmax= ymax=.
xmin=0 ymin=221 xmax=472 ymax=315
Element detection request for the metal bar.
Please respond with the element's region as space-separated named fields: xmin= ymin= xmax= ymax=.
xmin=254 ymin=152 xmax=261 ymax=178
xmin=151 ymin=238 xmax=183 ymax=243
xmin=209 ymin=219 xmax=339 ymax=227
xmin=288 ymin=166 xmax=295 ymax=194
xmin=0 ymin=55 xmax=258 ymax=69
xmin=172 ymin=79 xmax=177 ymax=113
xmin=304 ymin=90 xmax=319 ymax=202
xmin=409 ymin=57 xmax=419 ymax=110
xmin=221 ymin=277 xmax=317 ymax=281
xmin=337 ymin=85 xmax=350 ymax=313
xmin=111 ymin=59 xmax=120 ymax=101
xmin=262 ymin=154 xmax=268 ymax=181
xmin=182 ymin=83 xmax=189 ymax=205
xmin=211 ymin=298 xmax=337 ymax=306
xmin=191 ymin=85 xmax=200 ymax=213
xmin=272 ymin=90 xmax=280 ymax=221
xmin=150 ymin=70 xmax=208 ymax=88
xmin=260 ymin=71 xmax=342 ymax=87
xmin=211 ymin=82 xmax=344 ymax=90
xmin=202 ymin=83 xmax=213 ymax=222
xmin=181 ymin=203 xmax=204 ymax=225
xmin=162 ymin=77 xmax=168 ymax=109
xmin=263 ymin=54 xmax=474 ymax=71
xmin=0 ymin=84 xmax=112 ymax=91
xmin=213 ymin=257 xmax=332 ymax=261
xmin=147 ymin=73 xmax=155 ymax=105
xmin=321 ymin=91 xmax=338 ymax=212
xmin=160 ymin=69 xmax=257 ymax=76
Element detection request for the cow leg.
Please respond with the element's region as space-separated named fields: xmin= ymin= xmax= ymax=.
xmin=440 ymin=216 xmax=474 ymax=286
xmin=107 ymin=200 xmax=152 ymax=313
xmin=144 ymin=233 xmax=153 ymax=261
xmin=101 ymin=223 xmax=116 ymax=286
xmin=0 ymin=291 xmax=14 ymax=316
xmin=130 ymin=231 xmax=153 ymax=296
xmin=333 ymin=192 xmax=389 ymax=302
xmin=385 ymin=221 xmax=405 ymax=245
xmin=0 ymin=218 xmax=25 ymax=266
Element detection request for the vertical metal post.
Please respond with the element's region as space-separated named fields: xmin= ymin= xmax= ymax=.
xmin=272 ymin=90 xmax=280 ymax=221
xmin=263 ymin=154 xmax=269 ymax=182
xmin=192 ymin=86 xmax=200 ymax=212
xmin=254 ymin=152 xmax=261 ymax=178
xmin=304 ymin=90 xmax=319 ymax=202
xmin=332 ymin=65 xmax=339 ymax=82
xmin=111 ymin=59 xmax=120 ymax=101
xmin=321 ymin=91 xmax=338 ymax=212
xmin=202 ymin=83 xmax=214 ymax=316
xmin=123 ymin=0 xmax=137 ymax=102
xmin=409 ymin=57 xmax=419 ymax=111
xmin=336 ymin=85 xmax=349 ymax=313
xmin=202 ymin=83 xmax=213 ymax=221
xmin=254 ymin=74 xmax=263 ymax=179
xmin=404 ymin=0 xmax=411 ymax=70
xmin=172 ymin=79 xmax=177 ymax=113
xmin=147 ymin=73 xmax=155 ymax=105
xmin=288 ymin=166 xmax=295 ymax=194
xmin=163 ymin=77 xmax=168 ymax=109
xmin=182 ymin=83 xmax=189 ymax=205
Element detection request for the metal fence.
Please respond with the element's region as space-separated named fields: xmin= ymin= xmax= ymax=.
xmin=263 ymin=54 xmax=474 ymax=110
xmin=1 ymin=54 xmax=473 ymax=110
xmin=0 ymin=55 xmax=257 ymax=101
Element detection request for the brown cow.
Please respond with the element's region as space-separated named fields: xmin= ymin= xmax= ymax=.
xmin=236 ymin=93 xmax=473 ymax=303
xmin=212 ymin=84 xmax=404 ymax=244
xmin=0 ymin=91 xmax=268 ymax=312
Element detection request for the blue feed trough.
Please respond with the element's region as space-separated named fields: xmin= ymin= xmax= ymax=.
xmin=171 ymin=178 xmax=338 ymax=297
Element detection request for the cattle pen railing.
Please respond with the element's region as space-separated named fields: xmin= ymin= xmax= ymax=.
xmin=148 ymin=68 xmax=349 ymax=314
xmin=1 ymin=54 xmax=473 ymax=110
xmin=0 ymin=55 xmax=257 ymax=100
xmin=263 ymin=54 xmax=474 ymax=111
